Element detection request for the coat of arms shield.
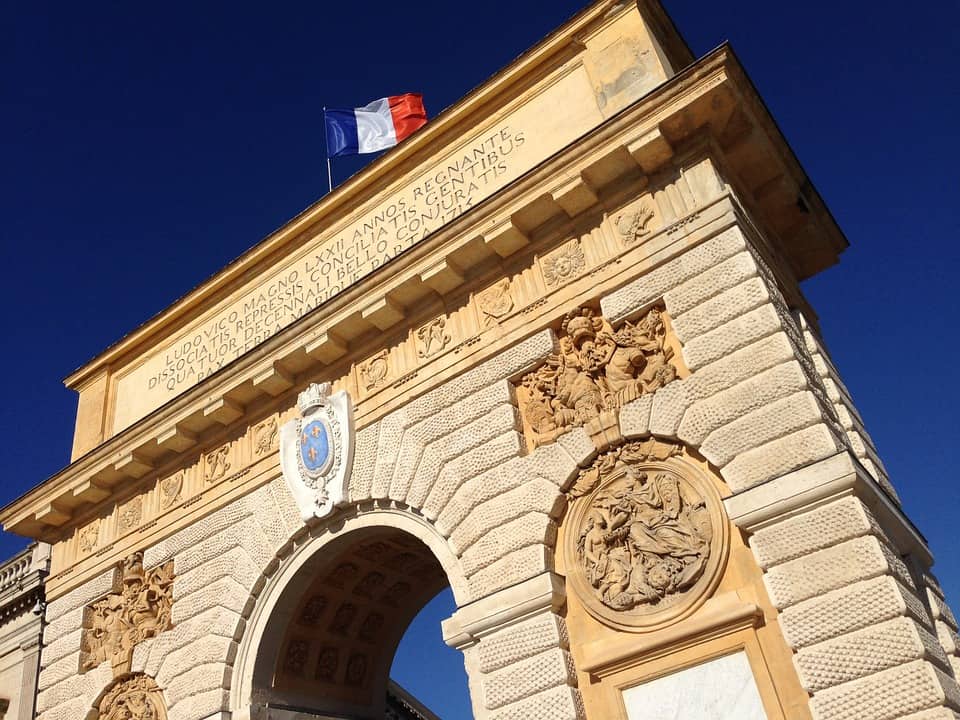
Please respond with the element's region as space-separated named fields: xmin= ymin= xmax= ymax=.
xmin=279 ymin=382 xmax=354 ymax=520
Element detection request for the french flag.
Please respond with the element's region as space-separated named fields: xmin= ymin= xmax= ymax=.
xmin=324 ymin=94 xmax=427 ymax=157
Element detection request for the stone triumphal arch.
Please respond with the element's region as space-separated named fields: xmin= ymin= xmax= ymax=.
xmin=4 ymin=1 xmax=960 ymax=719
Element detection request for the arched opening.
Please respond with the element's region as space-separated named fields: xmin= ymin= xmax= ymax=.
xmin=246 ymin=523 xmax=463 ymax=719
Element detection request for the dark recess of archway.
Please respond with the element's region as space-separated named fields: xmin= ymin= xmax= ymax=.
xmin=252 ymin=526 xmax=450 ymax=719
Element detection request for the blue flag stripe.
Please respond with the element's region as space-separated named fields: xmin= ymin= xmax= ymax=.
xmin=324 ymin=109 xmax=359 ymax=157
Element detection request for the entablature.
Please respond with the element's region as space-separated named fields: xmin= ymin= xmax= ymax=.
xmin=2 ymin=46 xmax=848 ymax=588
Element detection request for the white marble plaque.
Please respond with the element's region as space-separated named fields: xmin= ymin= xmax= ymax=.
xmin=622 ymin=651 xmax=767 ymax=720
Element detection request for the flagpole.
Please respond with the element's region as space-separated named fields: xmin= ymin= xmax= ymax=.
xmin=323 ymin=106 xmax=333 ymax=194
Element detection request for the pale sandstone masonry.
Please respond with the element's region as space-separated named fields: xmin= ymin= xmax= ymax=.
xmin=32 ymin=196 xmax=960 ymax=719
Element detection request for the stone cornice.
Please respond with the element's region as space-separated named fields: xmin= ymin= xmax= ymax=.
xmin=2 ymin=46 xmax=846 ymax=542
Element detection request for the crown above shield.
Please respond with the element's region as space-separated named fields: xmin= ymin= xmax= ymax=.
xmin=297 ymin=382 xmax=331 ymax=414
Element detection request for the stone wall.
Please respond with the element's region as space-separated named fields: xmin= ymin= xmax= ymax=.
xmin=34 ymin=208 xmax=960 ymax=720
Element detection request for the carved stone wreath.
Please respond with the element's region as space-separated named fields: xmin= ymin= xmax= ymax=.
xmin=566 ymin=445 xmax=727 ymax=631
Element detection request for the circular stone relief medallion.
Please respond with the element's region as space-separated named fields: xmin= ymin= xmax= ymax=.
xmin=567 ymin=459 xmax=728 ymax=632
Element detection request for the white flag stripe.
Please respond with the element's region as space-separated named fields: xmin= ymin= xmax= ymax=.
xmin=354 ymin=97 xmax=398 ymax=154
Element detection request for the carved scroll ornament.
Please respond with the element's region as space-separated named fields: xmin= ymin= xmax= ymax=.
xmin=566 ymin=442 xmax=727 ymax=631
xmin=519 ymin=305 xmax=678 ymax=447
xmin=80 ymin=553 xmax=174 ymax=676
xmin=96 ymin=674 xmax=167 ymax=720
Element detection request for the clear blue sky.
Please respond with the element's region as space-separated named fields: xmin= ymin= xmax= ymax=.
xmin=3 ymin=2 xmax=959 ymax=717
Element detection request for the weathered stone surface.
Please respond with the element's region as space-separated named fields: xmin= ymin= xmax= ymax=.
xmin=808 ymin=660 xmax=960 ymax=720
xmin=721 ymin=423 xmax=843 ymax=492
xmin=764 ymin=535 xmax=913 ymax=610
xmin=795 ymin=617 xmax=948 ymax=692
xmin=476 ymin=613 xmax=569 ymax=674
xmin=751 ymin=496 xmax=881 ymax=569
xmin=482 ymin=648 xmax=575 ymax=709
xmin=601 ymin=226 xmax=746 ymax=324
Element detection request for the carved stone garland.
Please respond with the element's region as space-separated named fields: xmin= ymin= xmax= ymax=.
xmin=80 ymin=552 xmax=175 ymax=676
xmin=518 ymin=305 xmax=678 ymax=448
xmin=95 ymin=674 xmax=168 ymax=720
xmin=565 ymin=439 xmax=728 ymax=632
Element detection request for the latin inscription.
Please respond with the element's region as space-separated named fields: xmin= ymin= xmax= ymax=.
xmin=147 ymin=128 xmax=525 ymax=395
xmin=112 ymin=65 xmax=602 ymax=430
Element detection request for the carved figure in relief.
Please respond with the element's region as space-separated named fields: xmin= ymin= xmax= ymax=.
xmin=542 ymin=240 xmax=586 ymax=287
xmin=96 ymin=674 xmax=167 ymax=720
xmin=118 ymin=497 xmax=143 ymax=533
xmin=204 ymin=445 xmax=231 ymax=483
xmin=416 ymin=317 xmax=451 ymax=358
xmin=254 ymin=417 xmax=279 ymax=456
xmin=476 ymin=278 xmax=514 ymax=326
xmin=616 ymin=204 xmax=655 ymax=243
xmin=359 ymin=350 xmax=390 ymax=390
xmin=80 ymin=552 xmax=175 ymax=676
xmin=576 ymin=464 xmax=711 ymax=612
xmin=158 ymin=472 xmax=183 ymax=509
xmin=79 ymin=519 xmax=100 ymax=554
xmin=519 ymin=306 xmax=677 ymax=446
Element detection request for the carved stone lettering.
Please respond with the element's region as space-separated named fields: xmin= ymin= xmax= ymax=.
xmin=518 ymin=305 xmax=678 ymax=447
xmin=476 ymin=278 xmax=514 ymax=326
xmin=80 ymin=553 xmax=175 ymax=677
xmin=95 ymin=674 xmax=167 ymax=720
xmin=416 ymin=317 xmax=451 ymax=358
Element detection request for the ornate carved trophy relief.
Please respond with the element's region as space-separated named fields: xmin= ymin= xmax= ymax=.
xmin=79 ymin=552 xmax=175 ymax=677
xmin=280 ymin=382 xmax=355 ymax=521
xmin=565 ymin=440 xmax=728 ymax=632
xmin=517 ymin=304 xmax=679 ymax=449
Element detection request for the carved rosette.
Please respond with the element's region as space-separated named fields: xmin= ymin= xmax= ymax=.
xmin=95 ymin=674 xmax=167 ymax=720
xmin=565 ymin=442 xmax=728 ymax=631
xmin=517 ymin=305 xmax=678 ymax=448
xmin=80 ymin=553 xmax=175 ymax=676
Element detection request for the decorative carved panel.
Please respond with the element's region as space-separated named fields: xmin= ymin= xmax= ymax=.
xmin=476 ymin=278 xmax=513 ymax=326
xmin=416 ymin=317 xmax=451 ymax=358
xmin=359 ymin=350 xmax=390 ymax=390
xmin=541 ymin=239 xmax=586 ymax=287
xmin=95 ymin=674 xmax=167 ymax=720
xmin=565 ymin=442 xmax=728 ymax=632
xmin=517 ymin=305 xmax=678 ymax=448
xmin=80 ymin=553 xmax=175 ymax=676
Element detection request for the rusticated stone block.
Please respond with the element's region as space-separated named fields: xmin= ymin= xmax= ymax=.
xmin=751 ymin=496 xmax=881 ymax=569
xmin=670 ymin=276 xmax=770 ymax=343
xmin=663 ymin=251 xmax=758 ymax=316
xmin=936 ymin=621 xmax=960 ymax=655
xmin=488 ymin=684 xmax=584 ymax=720
xmin=601 ymin=226 xmax=746 ymax=324
xmin=795 ymin=617 xmax=948 ymax=692
xmin=619 ymin=394 xmax=653 ymax=438
xmin=467 ymin=544 xmax=550 ymax=599
xmin=764 ymin=535 xmax=913 ymax=610
xmin=482 ymin=648 xmax=576 ymax=709
xmin=450 ymin=477 xmax=563 ymax=556
xmin=700 ymin=390 xmax=824 ymax=467
xmin=677 ymin=360 xmax=809 ymax=446
xmin=809 ymin=659 xmax=960 ymax=720
xmin=460 ymin=512 xmax=555 ymax=576
xmin=476 ymin=613 xmax=569 ymax=674
xmin=682 ymin=303 xmax=782 ymax=371
xmin=721 ymin=423 xmax=842 ymax=493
